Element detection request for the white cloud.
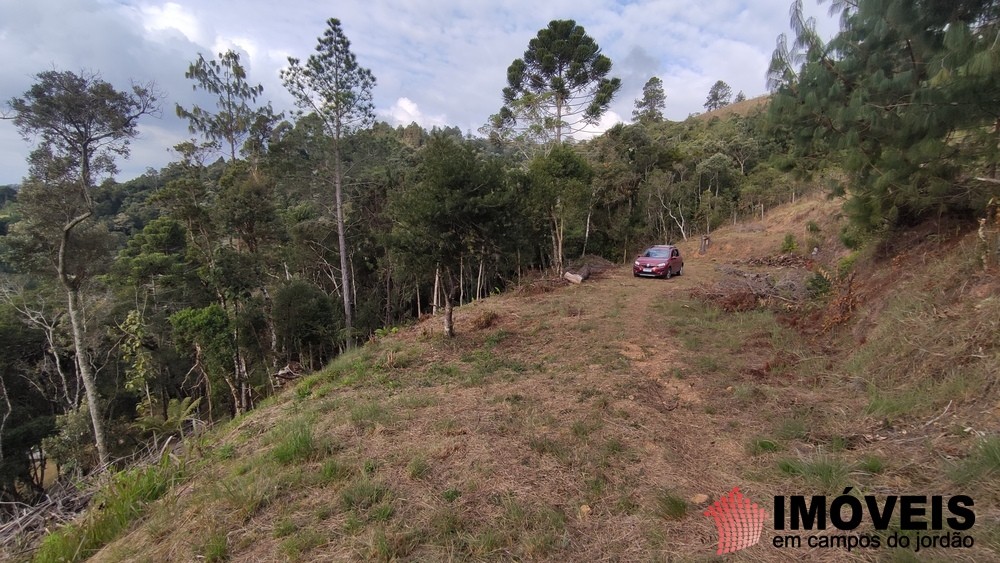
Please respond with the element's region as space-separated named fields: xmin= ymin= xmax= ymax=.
xmin=381 ymin=97 xmax=448 ymax=129
xmin=139 ymin=2 xmax=204 ymax=44
xmin=574 ymin=109 xmax=624 ymax=140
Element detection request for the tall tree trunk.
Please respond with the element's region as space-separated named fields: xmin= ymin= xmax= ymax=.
xmin=66 ymin=287 xmax=109 ymax=466
xmin=333 ymin=136 xmax=353 ymax=348
xmin=432 ymin=265 xmax=440 ymax=315
xmin=442 ymin=271 xmax=459 ymax=338
xmin=58 ymin=212 xmax=109 ymax=467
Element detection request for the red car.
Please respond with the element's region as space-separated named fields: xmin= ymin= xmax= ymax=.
xmin=633 ymin=245 xmax=684 ymax=278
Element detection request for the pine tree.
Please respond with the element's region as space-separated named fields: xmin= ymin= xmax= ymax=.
xmin=633 ymin=77 xmax=666 ymax=124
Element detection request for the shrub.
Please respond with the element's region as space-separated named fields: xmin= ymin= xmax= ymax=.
xmin=780 ymin=233 xmax=798 ymax=253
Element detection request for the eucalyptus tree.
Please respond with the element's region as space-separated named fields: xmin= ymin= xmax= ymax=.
xmin=282 ymin=18 xmax=376 ymax=346
xmin=7 ymin=70 xmax=159 ymax=467
xmin=498 ymin=19 xmax=621 ymax=144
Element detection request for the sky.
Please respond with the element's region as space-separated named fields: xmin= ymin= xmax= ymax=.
xmin=0 ymin=0 xmax=841 ymax=185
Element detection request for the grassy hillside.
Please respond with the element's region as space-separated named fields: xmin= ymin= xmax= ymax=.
xmin=33 ymin=193 xmax=1000 ymax=562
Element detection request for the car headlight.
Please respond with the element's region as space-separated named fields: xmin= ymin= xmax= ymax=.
xmin=657 ymin=263 xmax=666 ymax=267
xmin=634 ymin=261 xmax=641 ymax=266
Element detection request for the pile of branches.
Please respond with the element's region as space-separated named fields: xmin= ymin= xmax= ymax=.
xmin=0 ymin=480 xmax=93 ymax=559
xmin=736 ymin=254 xmax=814 ymax=268
xmin=693 ymin=265 xmax=808 ymax=311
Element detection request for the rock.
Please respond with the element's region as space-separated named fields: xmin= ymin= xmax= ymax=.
xmin=691 ymin=494 xmax=710 ymax=504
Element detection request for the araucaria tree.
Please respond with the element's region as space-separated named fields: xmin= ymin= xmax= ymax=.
xmin=7 ymin=70 xmax=158 ymax=467
xmin=633 ymin=76 xmax=666 ymax=124
xmin=499 ymin=19 xmax=621 ymax=143
xmin=281 ymin=18 xmax=376 ymax=347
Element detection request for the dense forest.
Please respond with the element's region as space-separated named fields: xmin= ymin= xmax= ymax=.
xmin=1 ymin=0 xmax=998 ymax=517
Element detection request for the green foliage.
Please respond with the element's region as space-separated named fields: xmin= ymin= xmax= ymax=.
xmin=42 ymin=406 xmax=101 ymax=474
xmin=281 ymin=18 xmax=376 ymax=137
xmin=407 ymin=455 xmax=430 ymax=479
xmin=176 ymin=49 xmax=279 ymax=160
xmin=747 ymin=437 xmax=782 ymax=455
xmin=806 ymin=272 xmax=832 ymax=298
xmin=778 ymin=455 xmax=852 ymax=492
xmin=633 ymin=76 xmax=666 ymax=124
xmin=273 ymin=280 xmax=339 ymax=364
xmin=340 ymin=478 xmax=391 ymax=512
xmin=780 ymin=233 xmax=798 ymax=253
xmin=704 ymin=80 xmax=732 ymax=111
xmin=770 ymin=0 xmax=1000 ymax=229
xmin=134 ymin=396 xmax=202 ymax=441
xmin=196 ymin=529 xmax=230 ymax=562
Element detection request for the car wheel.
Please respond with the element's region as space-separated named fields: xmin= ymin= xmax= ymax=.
xmin=664 ymin=268 xmax=672 ymax=279
xmin=677 ymin=266 xmax=683 ymax=276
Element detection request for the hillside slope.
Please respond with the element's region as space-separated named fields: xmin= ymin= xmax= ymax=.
xmin=79 ymin=194 xmax=999 ymax=562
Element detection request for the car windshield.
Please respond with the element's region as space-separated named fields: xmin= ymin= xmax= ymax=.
xmin=644 ymin=248 xmax=670 ymax=258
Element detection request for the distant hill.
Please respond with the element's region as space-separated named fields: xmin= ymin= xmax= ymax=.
xmin=693 ymin=94 xmax=770 ymax=121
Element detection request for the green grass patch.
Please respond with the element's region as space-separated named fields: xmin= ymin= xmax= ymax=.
xmin=570 ymin=419 xmax=601 ymax=439
xmin=320 ymin=459 xmax=353 ymax=483
xmin=196 ymin=528 xmax=229 ymax=562
xmin=270 ymin=418 xmax=319 ymax=464
xmin=747 ymin=437 xmax=782 ymax=455
xmin=33 ymin=456 xmax=185 ymax=563
xmin=274 ymin=518 xmax=298 ymax=538
xmin=951 ymin=435 xmax=1000 ymax=486
xmin=279 ymin=528 xmax=326 ymax=559
xmin=407 ymin=455 xmax=431 ymax=479
xmin=653 ymin=489 xmax=688 ymax=520
xmin=528 ymin=435 xmax=570 ymax=464
xmin=778 ymin=454 xmax=852 ymax=492
xmin=350 ymin=400 xmax=394 ymax=431
xmin=858 ymin=454 xmax=886 ymax=475
xmin=776 ymin=417 xmax=809 ymax=441
xmin=340 ymin=478 xmax=392 ymax=513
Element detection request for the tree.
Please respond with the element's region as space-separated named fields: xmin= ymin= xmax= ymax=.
xmin=704 ymin=80 xmax=732 ymax=111
xmin=633 ymin=77 xmax=666 ymax=124
xmin=769 ymin=0 xmax=1000 ymax=228
xmin=528 ymin=145 xmax=593 ymax=273
xmin=176 ymin=50 xmax=279 ymax=162
xmin=389 ymin=135 xmax=512 ymax=337
xmin=282 ymin=18 xmax=376 ymax=346
xmin=499 ymin=20 xmax=621 ymax=143
xmin=7 ymin=70 xmax=158 ymax=467
xmin=734 ymin=91 xmax=747 ymax=103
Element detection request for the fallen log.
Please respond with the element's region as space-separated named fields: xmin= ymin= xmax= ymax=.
xmin=563 ymin=265 xmax=591 ymax=284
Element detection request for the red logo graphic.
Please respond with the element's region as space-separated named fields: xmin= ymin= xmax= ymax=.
xmin=704 ymin=487 xmax=768 ymax=554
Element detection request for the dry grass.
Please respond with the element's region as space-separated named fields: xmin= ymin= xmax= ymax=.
xmin=83 ymin=193 xmax=1000 ymax=562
